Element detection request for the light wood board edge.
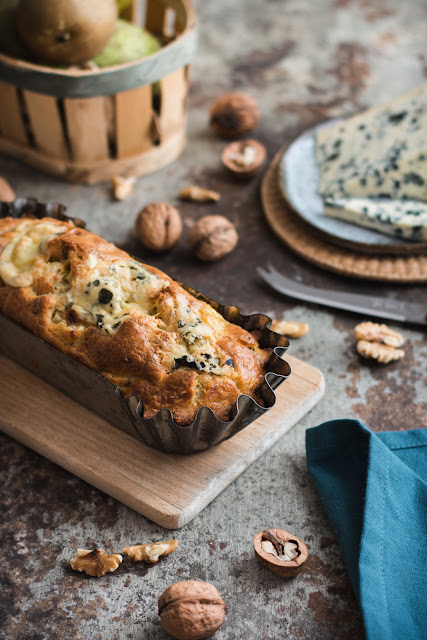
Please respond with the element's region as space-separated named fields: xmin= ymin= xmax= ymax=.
xmin=177 ymin=359 xmax=325 ymax=527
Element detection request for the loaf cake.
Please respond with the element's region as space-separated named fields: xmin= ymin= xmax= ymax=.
xmin=0 ymin=217 xmax=272 ymax=426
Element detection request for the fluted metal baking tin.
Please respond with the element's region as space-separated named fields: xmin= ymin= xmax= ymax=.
xmin=0 ymin=199 xmax=291 ymax=453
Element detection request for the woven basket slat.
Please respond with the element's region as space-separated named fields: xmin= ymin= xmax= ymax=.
xmin=0 ymin=80 xmax=27 ymax=145
xmin=116 ymin=85 xmax=153 ymax=158
xmin=145 ymin=0 xmax=168 ymax=35
xmin=63 ymin=97 xmax=110 ymax=162
xmin=160 ymin=66 xmax=188 ymax=139
xmin=23 ymin=90 xmax=68 ymax=159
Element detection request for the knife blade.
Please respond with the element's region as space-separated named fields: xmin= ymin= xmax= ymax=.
xmin=257 ymin=265 xmax=427 ymax=327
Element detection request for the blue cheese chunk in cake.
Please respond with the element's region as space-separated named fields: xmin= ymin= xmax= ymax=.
xmin=0 ymin=217 xmax=273 ymax=426
xmin=316 ymin=84 xmax=427 ymax=202
xmin=324 ymin=197 xmax=427 ymax=242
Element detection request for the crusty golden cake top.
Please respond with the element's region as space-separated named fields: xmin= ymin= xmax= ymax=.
xmin=0 ymin=217 xmax=271 ymax=425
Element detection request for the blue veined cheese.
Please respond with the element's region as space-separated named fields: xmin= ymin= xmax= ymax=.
xmin=324 ymin=197 xmax=427 ymax=242
xmin=316 ymin=84 xmax=427 ymax=202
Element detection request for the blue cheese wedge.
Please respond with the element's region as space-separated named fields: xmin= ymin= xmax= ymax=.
xmin=324 ymin=197 xmax=427 ymax=242
xmin=316 ymin=84 xmax=427 ymax=202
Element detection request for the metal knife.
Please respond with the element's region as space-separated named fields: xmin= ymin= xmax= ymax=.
xmin=257 ymin=265 xmax=427 ymax=327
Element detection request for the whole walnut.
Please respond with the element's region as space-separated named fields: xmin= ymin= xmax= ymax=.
xmin=135 ymin=202 xmax=182 ymax=252
xmin=158 ymin=580 xmax=226 ymax=640
xmin=189 ymin=215 xmax=238 ymax=261
xmin=210 ymin=92 xmax=261 ymax=139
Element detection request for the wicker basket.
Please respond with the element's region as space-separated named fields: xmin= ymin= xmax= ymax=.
xmin=0 ymin=0 xmax=197 ymax=184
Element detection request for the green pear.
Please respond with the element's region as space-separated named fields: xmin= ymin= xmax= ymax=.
xmin=94 ymin=19 xmax=161 ymax=68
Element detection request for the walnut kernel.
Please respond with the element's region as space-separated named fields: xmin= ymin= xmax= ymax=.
xmin=253 ymin=529 xmax=309 ymax=578
xmin=354 ymin=321 xmax=404 ymax=347
xmin=70 ymin=548 xmax=122 ymax=577
xmin=356 ymin=340 xmax=405 ymax=363
xmin=210 ymin=92 xmax=261 ymax=139
xmin=189 ymin=215 xmax=238 ymax=261
xmin=111 ymin=176 xmax=136 ymax=201
xmin=354 ymin=321 xmax=405 ymax=362
xmin=158 ymin=580 xmax=226 ymax=640
xmin=123 ymin=539 xmax=179 ymax=563
xmin=271 ymin=319 xmax=309 ymax=339
xmin=178 ymin=186 xmax=220 ymax=203
xmin=135 ymin=202 xmax=182 ymax=252
xmin=261 ymin=539 xmax=298 ymax=561
xmin=222 ymin=139 xmax=266 ymax=178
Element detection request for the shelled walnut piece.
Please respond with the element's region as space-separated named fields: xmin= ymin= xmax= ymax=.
xmin=70 ymin=548 xmax=123 ymax=577
xmin=354 ymin=321 xmax=405 ymax=363
xmin=158 ymin=580 xmax=226 ymax=640
xmin=123 ymin=539 xmax=179 ymax=563
xmin=253 ymin=528 xmax=309 ymax=577
xmin=111 ymin=176 xmax=136 ymax=201
xmin=271 ymin=319 xmax=309 ymax=339
xmin=178 ymin=186 xmax=220 ymax=203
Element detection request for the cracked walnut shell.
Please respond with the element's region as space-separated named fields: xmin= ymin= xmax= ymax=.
xmin=221 ymin=139 xmax=266 ymax=178
xmin=253 ymin=528 xmax=309 ymax=578
xmin=123 ymin=539 xmax=178 ymax=563
xmin=135 ymin=202 xmax=182 ymax=252
xmin=70 ymin=548 xmax=122 ymax=577
xmin=158 ymin=580 xmax=226 ymax=640
xmin=210 ymin=92 xmax=261 ymax=139
xmin=189 ymin=215 xmax=238 ymax=261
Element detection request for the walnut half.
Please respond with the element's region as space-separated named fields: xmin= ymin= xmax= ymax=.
xmin=111 ymin=176 xmax=136 ymax=201
xmin=354 ymin=321 xmax=405 ymax=363
xmin=253 ymin=528 xmax=309 ymax=577
xmin=70 ymin=548 xmax=123 ymax=577
xmin=123 ymin=539 xmax=179 ymax=563
xmin=354 ymin=321 xmax=404 ymax=347
xmin=356 ymin=340 xmax=405 ymax=363
xmin=178 ymin=186 xmax=220 ymax=203
xmin=271 ymin=319 xmax=309 ymax=339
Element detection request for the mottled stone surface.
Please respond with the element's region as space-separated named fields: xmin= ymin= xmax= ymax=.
xmin=1 ymin=0 xmax=427 ymax=638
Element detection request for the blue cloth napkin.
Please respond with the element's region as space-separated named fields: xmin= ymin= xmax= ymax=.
xmin=305 ymin=419 xmax=427 ymax=640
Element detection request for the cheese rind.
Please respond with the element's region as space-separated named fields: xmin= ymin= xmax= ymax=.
xmin=316 ymin=84 xmax=427 ymax=202
xmin=324 ymin=197 xmax=427 ymax=242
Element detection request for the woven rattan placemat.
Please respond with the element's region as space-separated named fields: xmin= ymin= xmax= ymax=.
xmin=261 ymin=146 xmax=427 ymax=283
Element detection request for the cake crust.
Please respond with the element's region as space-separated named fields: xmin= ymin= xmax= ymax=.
xmin=0 ymin=217 xmax=271 ymax=426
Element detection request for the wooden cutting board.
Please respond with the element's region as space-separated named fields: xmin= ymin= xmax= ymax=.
xmin=0 ymin=353 xmax=324 ymax=529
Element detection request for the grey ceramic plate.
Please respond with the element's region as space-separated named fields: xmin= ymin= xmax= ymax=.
xmin=278 ymin=120 xmax=427 ymax=255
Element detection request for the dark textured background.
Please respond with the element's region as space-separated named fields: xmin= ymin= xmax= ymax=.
xmin=1 ymin=0 xmax=427 ymax=638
